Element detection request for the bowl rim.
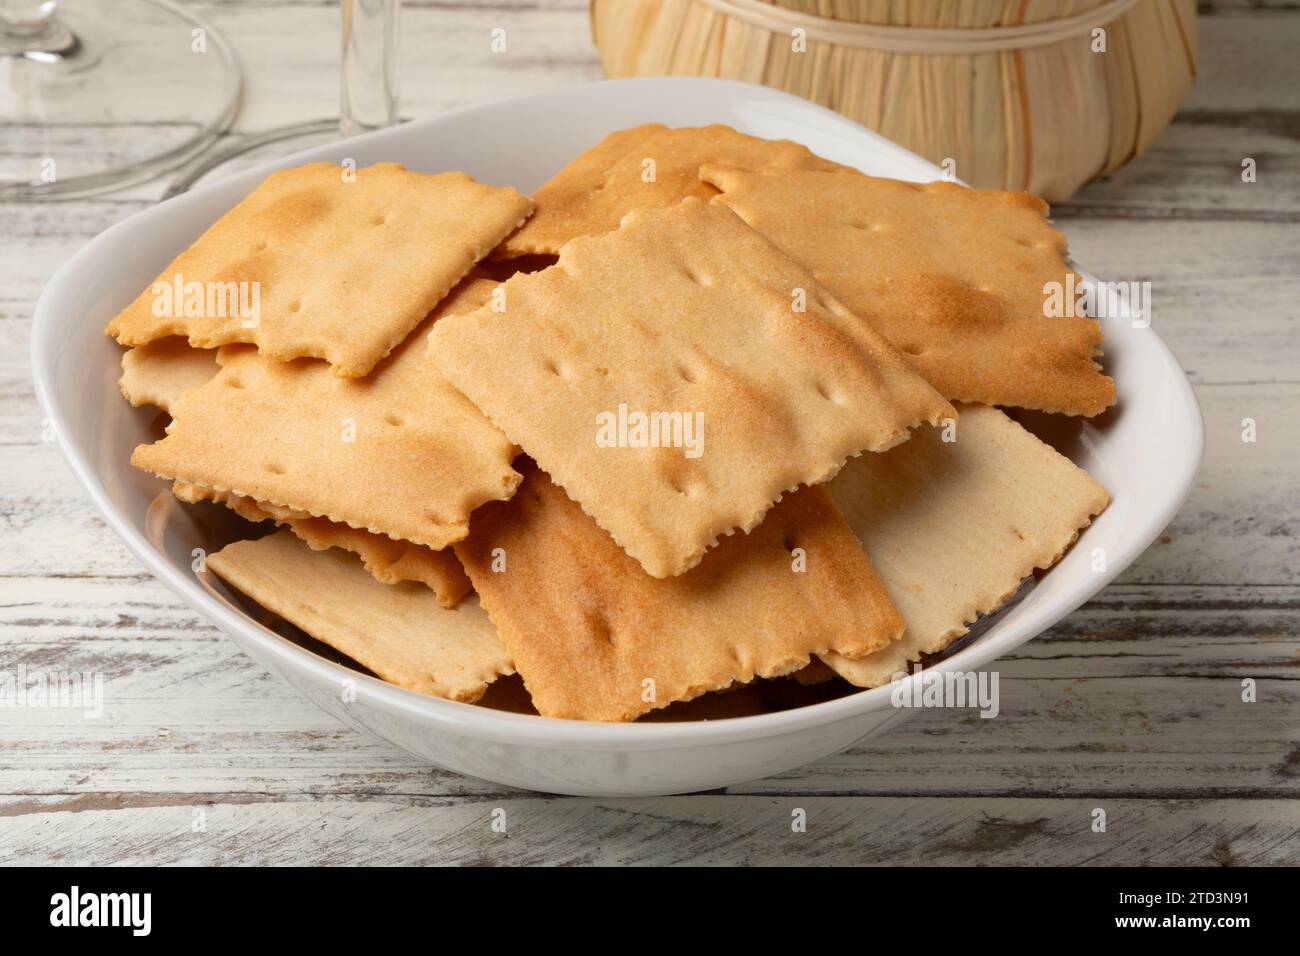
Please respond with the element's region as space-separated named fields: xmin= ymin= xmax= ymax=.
xmin=31 ymin=76 xmax=1204 ymax=748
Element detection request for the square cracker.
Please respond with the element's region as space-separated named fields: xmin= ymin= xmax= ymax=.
xmin=119 ymin=337 xmax=219 ymax=413
xmin=455 ymin=461 xmax=903 ymax=721
xmin=701 ymin=164 xmax=1116 ymax=417
xmin=107 ymin=163 xmax=533 ymax=377
xmin=133 ymin=297 xmax=520 ymax=551
xmin=820 ymin=404 xmax=1109 ymax=688
xmin=497 ymin=124 xmax=844 ymax=258
xmin=433 ymin=197 xmax=953 ymax=578
xmin=207 ymin=530 xmax=512 ymax=702
xmin=495 ymin=123 xmax=664 ymax=258
xmin=172 ymin=481 xmax=472 ymax=607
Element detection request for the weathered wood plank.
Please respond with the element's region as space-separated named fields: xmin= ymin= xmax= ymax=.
xmin=1185 ymin=11 xmax=1300 ymax=113
xmin=2 ymin=796 xmax=1295 ymax=866
xmin=1057 ymin=117 xmax=1300 ymax=220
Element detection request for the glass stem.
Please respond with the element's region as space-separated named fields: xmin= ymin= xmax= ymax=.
xmin=340 ymin=0 xmax=401 ymax=137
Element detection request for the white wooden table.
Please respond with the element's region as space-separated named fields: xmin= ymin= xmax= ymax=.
xmin=2 ymin=0 xmax=1297 ymax=865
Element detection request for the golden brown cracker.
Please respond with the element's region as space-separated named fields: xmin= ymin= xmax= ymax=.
xmin=454 ymin=461 xmax=903 ymax=722
xmin=496 ymin=123 xmax=664 ymax=257
xmin=107 ymin=163 xmax=533 ymax=377
xmin=431 ymin=265 xmax=500 ymax=319
xmin=701 ymin=164 xmax=1116 ymax=416
xmin=133 ymin=311 xmax=521 ymax=552
xmin=820 ymin=404 xmax=1109 ymax=687
xmin=174 ymin=480 xmax=472 ymax=607
xmin=498 ymin=124 xmax=843 ymax=257
xmin=283 ymin=517 xmax=473 ymax=607
xmin=207 ymin=530 xmax=511 ymax=702
xmin=173 ymin=480 xmax=279 ymax=523
xmin=433 ymin=197 xmax=953 ymax=578
xmin=119 ymin=337 xmax=219 ymax=413
xmin=172 ymin=479 xmax=308 ymax=521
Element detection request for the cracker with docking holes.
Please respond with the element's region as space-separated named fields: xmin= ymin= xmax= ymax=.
xmin=173 ymin=481 xmax=472 ymax=607
xmin=454 ymin=461 xmax=903 ymax=722
xmin=497 ymin=124 xmax=844 ymax=257
xmin=207 ymin=530 xmax=511 ymax=701
xmin=433 ymin=197 xmax=953 ymax=578
xmin=820 ymin=404 xmax=1109 ymax=687
xmin=119 ymin=337 xmax=219 ymax=413
xmin=107 ymin=163 xmax=532 ymax=377
xmin=109 ymin=140 xmax=1120 ymax=722
xmin=701 ymin=164 xmax=1116 ymax=416
xmin=133 ymin=289 xmax=520 ymax=551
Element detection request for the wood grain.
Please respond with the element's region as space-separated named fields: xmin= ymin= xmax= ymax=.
xmin=1 ymin=0 xmax=1297 ymax=865
xmin=4 ymin=796 xmax=1296 ymax=866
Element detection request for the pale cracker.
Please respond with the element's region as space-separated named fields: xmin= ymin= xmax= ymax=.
xmin=107 ymin=163 xmax=533 ymax=377
xmin=207 ymin=530 xmax=512 ymax=702
xmin=284 ymin=518 xmax=473 ymax=607
xmin=701 ymin=164 xmax=1116 ymax=417
xmin=433 ymin=197 xmax=953 ymax=578
xmin=171 ymin=479 xmax=307 ymax=522
xmin=119 ymin=337 xmax=219 ymax=413
xmin=497 ymin=124 xmax=844 ymax=257
xmin=133 ymin=310 xmax=521 ymax=551
xmin=172 ymin=481 xmax=472 ymax=607
xmin=820 ymin=404 xmax=1109 ymax=687
xmin=454 ymin=461 xmax=903 ymax=722
xmin=426 ymin=265 xmax=499 ymax=324
xmin=495 ymin=123 xmax=664 ymax=257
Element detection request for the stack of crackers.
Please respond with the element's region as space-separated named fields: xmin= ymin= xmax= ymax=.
xmin=109 ymin=124 xmax=1113 ymax=722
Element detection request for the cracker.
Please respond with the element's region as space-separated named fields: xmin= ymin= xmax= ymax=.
xmin=454 ymin=461 xmax=903 ymax=722
xmin=820 ymin=404 xmax=1109 ymax=687
xmin=173 ymin=481 xmax=472 ymax=607
xmin=496 ymin=124 xmax=664 ymax=257
xmin=284 ymin=518 xmax=473 ymax=606
xmin=433 ymin=197 xmax=953 ymax=578
xmin=119 ymin=337 xmax=219 ymax=413
xmin=701 ymin=164 xmax=1116 ymax=417
xmin=172 ymin=479 xmax=285 ymax=522
xmin=133 ymin=308 xmax=521 ymax=552
xmin=107 ymin=163 xmax=533 ymax=377
xmin=429 ymin=265 xmax=499 ymax=320
xmin=497 ymin=124 xmax=843 ymax=257
xmin=207 ymin=530 xmax=512 ymax=702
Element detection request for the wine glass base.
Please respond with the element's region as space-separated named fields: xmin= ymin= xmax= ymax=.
xmin=0 ymin=0 xmax=241 ymax=200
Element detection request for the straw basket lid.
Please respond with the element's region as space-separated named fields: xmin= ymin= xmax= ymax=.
xmin=590 ymin=0 xmax=1197 ymax=201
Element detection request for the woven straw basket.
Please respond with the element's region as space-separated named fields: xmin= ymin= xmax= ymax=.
xmin=590 ymin=0 xmax=1198 ymax=201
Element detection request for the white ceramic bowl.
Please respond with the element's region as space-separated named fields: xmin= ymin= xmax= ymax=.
xmin=32 ymin=78 xmax=1202 ymax=796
